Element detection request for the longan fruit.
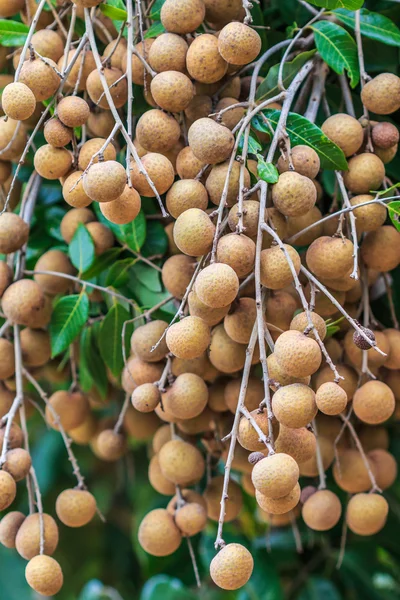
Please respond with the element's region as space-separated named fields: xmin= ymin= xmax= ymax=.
xmin=86 ymin=67 xmax=127 ymax=109
xmin=131 ymin=383 xmax=160 ymax=413
xmin=275 ymin=330 xmax=321 ymax=378
xmin=358 ymin=426 xmax=389 ymax=452
xmin=306 ymin=236 xmax=354 ymax=280
xmin=87 ymin=110 xmax=115 ymax=138
xmin=0 ymin=511 xmax=25 ymax=548
xmin=0 ymin=470 xmax=16 ymax=510
xmin=203 ymin=0 xmax=241 ymax=24
xmin=224 ymin=377 xmax=263 ymax=414
xmin=0 ymin=117 xmax=27 ymax=160
xmin=86 ymin=222 xmax=114 ymax=255
xmin=360 ymin=226 xmax=400 ymax=272
xmin=375 ymin=143 xmax=397 ymax=164
xmin=158 ymin=439 xmax=205 ymax=485
xmin=176 ymin=146 xmax=206 ymax=179
xmin=372 ymin=121 xmax=399 ymax=149
xmin=333 ymin=448 xmax=376 ymax=493
xmin=57 ymin=50 xmax=96 ymax=91
xmin=56 ymin=488 xmax=96 ymax=527
xmin=96 ymin=428 xmax=127 ymax=461
xmin=130 ymin=320 xmax=169 ymax=363
xmin=252 ymin=453 xmax=299 ymax=498
xmin=44 ymin=118 xmax=72 ymax=148
xmin=28 ymin=29 xmax=64 ymax=62
xmin=267 ymin=353 xmax=310 ymax=390
xmin=275 ymin=425 xmax=316 ymax=464
xmin=189 ymin=118 xmax=234 ymax=164
xmin=346 ymin=493 xmax=388 ymax=535
xmin=321 ymin=113 xmax=363 ymax=157
xmin=228 ymin=201 xmax=261 ymax=238
xmin=186 ymin=33 xmax=227 ymax=83
xmin=315 ymin=382 xmax=347 ymax=416
xmin=35 ymin=249 xmax=75 ymax=295
xmin=175 ymin=502 xmax=207 ymax=536
xmin=272 ymin=383 xmax=317 ymax=428
xmin=15 ymin=513 xmax=59 ymax=559
xmin=2 ymin=279 xmax=45 ymax=327
xmin=361 ymin=73 xmax=400 ymax=115
xmin=83 ymin=160 xmax=126 ymax=203
xmin=188 ymin=287 xmax=231 ymax=326
xmin=313 ymin=363 xmax=358 ymax=401
xmin=223 ymin=297 xmax=256 ymax=344
xmin=166 ymin=179 xmax=208 ymax=218
xmin=286 ymin=206 xmax=323 ymax=246
xmin=217 ymin=234 xmax=255 ymax=278
xmin=256 ymin=482 xmax=301 ymax=515
xmin=169 ymin=492 xmax=208 ymax=516
xmin=272 ymin=171 xmax=316 ymax=217
xmin=60 ymin=207 xmax=95 ymax=243
xmin=69 ymin=412 xmax=97 ymax=445
xmin=78 ymin=137 xmax=117 ymax=170
xmin=46 ymin=390 xmax=89 ymax=432
xmin=163 ymin=373 xmax=208 ymax=420
xmin=304 ymin=283 xmax=345 ymax=318
xmin=130 ymin=152 xmax=175 ymax=197
xmin=57 ymin=96 xmax=90 ymax=128
xmin=218 ymin=22 xmax=261 ymax=65
xmin=0 ymin=261 xmax=11 ymax=298
xmin=353 ymin=380 xmax=395 ymax=425
xmin=302 ymin=489 xmax=342 ymax=531
xmin=237 ymin=409 xmax=269 ymax=451
xmin=185 ymin=94 xmax=213 ymax=125
xmin=343 ymin=153 xmax=385 ymax=194
xmin=19 ymin=58 xmax=60 ymax=101
xmin=344 ymin=328 xmax=389 ymax=368
xmin=123 ymin=405 xmax=160 ymax=440
xmin=2 ymin=82 xmax=36 ymax=121
xmin=162 ymin=254 xmax=195 ymax=300
xmin=368 ymin=449 xmax=397 ymax=490
xmin=148 ymin=454 xmax=176 ymax=495
xmin=161 ymin=0 xmax=205 ymax=33
xmin=148 ymin=33 xmax=188 ymax=73
xmin=136 ymin=109 xmax=180 ymax=153
xmin=151 ymin=71 xmax=194 ymax=113
xmin=204 ymin=475 xmax=243 ymax=521
xmin=0 ymin=0 xmax=24 ymax=17
xmin=166 ymin=316 xmax=210 ymax=360
xmin=210 ymin=543 xmax=253 ymax=591
xmin=207 ymin=381 xmax=228 ymax=412
xmin=384 ymin=328 xmax=400 ymax=370
xmin=0 ymin=422 xmax=23 ymax=449
xmin=172 ymin=208 xmax=214 ymax=257
xmin=120 ymin=38 xmax=154 ymax=85
xmin=214 ymin=97 xmax=245 ymax=130
xmin=19 ymin=328 xmax=50 ymax=368
xmin=0 ymin=213 xmax=29 ymax=255
xmin=34 ymin=144 xmax=72 ymax=180
xmin=206 ymin=160 xmax=250 ymax=208
xmin=196 ymin=263 xmax=239 ymax=309
xmin=277 ymin=145 xmax=320 ymax=179
xmin=62 ymin=171 xmax=90 ymax=208
xmin=0 ymin=160 xmax=11 ymax=185
xmin=289 ymin=311 xmax=326 ymax=341
xmin=265 ymin=291 xmax=297 ymax=333
xmin=209 ymin=323 xmax=247 ymax=373
xmin=100 ymin=185 xmax=141 ymax=225
xmin=260 ymin=244 xmax=300 ymax=290
xmin=123 ymin=357 xmax=163 ymax=393
xmin=25 ymin=555 xmax=63 ymax=597
xmin=138 ymin=508 xmax=181 ymax=556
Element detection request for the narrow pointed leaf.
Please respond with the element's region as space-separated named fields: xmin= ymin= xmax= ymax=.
xmin=388 ymin=201 xmax=400 ymax=232
xmin=79 ymin=325 xmax=108 ymax=398
xmin=306 ymin=0 xmax=363 ymax=8
xmin=256 ymin=154 xmax=279 ymax=183
xmin=311 ymin=21 xmax=359 ymax=87
xmin=99 ymin=3 xmax=127 ymax=20
xmin=50 ymin=292 xmax=89 ymax=356
xmin=99 ymin=303 xmax=130 ymax=376
xmin=334 ymin=9 xmax=400 ymax=47
xmin=69 ymin=223 xmax=95 ymax=273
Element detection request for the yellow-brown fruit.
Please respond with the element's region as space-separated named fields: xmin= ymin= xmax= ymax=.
xmin=23 ymin=29 xmax=64 ymax=62
xmin=78 ymin=138 xmax=117 ymax=171
xmin=0 ymin=338 xmax=14 ymax=380
xmin=57 ymin=50 xmax=96 ymax=92
xmin=272 ymin=171 xmax=316 ymax=217
xmin=3 ymin=447 xmax=31 ymax=481
xmin=162 ymin=373 xmax=208 ymax=419
xmin=321 ymin=113 xmax=363 ymax=157
xmin=151 ymin=71 xmax=194 ymax=113
xmin=161 ymin=0 xmax=205 ymax=33
xmin=208 ymin=381 xmax=228 ymax=412
xmin=0 ymin=117 xmax=26 ymax=160
xmin=0 ymin=511 xmax=25 ymax=548
xmin=166 ymin=179 xmax=208 ymax=219
xmin=277 ymin=145 xmax=320 ymax=179
xmin=102 ymin=37 xmax=127 ymax=69
xmin=2 ymin=82 xmax=36 ymax=121
xmin=152 ymin=426 xmax=173 ymax=454
xmin=260 ymin=244 xmax=300 ymax=290
xmin=2 ymin=279 xmax=45 ymax=327
xmin=252 ymin=453 xmax=299 ymax=498
xmin=346 ymin=493 xmax=388 ymax=535
xmin=124 ymin=357 xmax=161 ymax=394
xmin=176 ymin=406 xmax=214 ymax=434
xmin=289 ymin=311 xmax=326 ymax=341
xmin=224 ymin=297 xmax=256 ymax=344
xmin=100 ymin=185 xmax=141 ymax=225
xmin=16 ymin=513 xmax=58 ymax=559
xmin=345 ymin=328 xmax=389 ymax=367
xmin=96 ymin=428 xmax=127 ymax=461
xmin=131 ymin=152 xmax=175 ymax=197
xmin=275 ymin=425 xmax=316 ymax=464
xmin=148 ymin=33 xmax=188 ymax=73
xmin=208 ymin=324 xmax=246 ymax=373
xmin=138 ymin=508 xmax=182 ymax=556
xmin=46 ymin=390 xmax=89 ymax=431
xmin=136 ymin=109 xmax=180 ymax=153
xmin=349 ymin=194 xmax=387 ymax=232
xmin=69 ymin=412 xmax=97 ymax=445
xmin=0 ymin=213 xmax=29 ymax=255
xmin=214 ymin=97 xmax=245 ymax=130
xmin=158 ymin=439 xmax=205 ymax=485
xmin=0 ymin=161 xmax=12 ymax=185
xmin=218 ymin=22 xmax=261 ymax=65
xmin=315 ymin=382 xmax=348 ymax=416
xmin=162 ymin=255 xmax=195 ymax=300
xmin=123 ymin=405 xmax=159 ymax=440
xmin=189 ymin=118 xmax=234 ymax=165
xmin=83 ymin=160 xmax=126 ymax=203
xmin=0 ymin=422 xmax=23 ymax=450
xmin=57 ymin=96 xmax=90 ymax=129
xmin=256 ymin=483 xmax=300 ymax=515
xmin=195 ymin=263 xmax=239 ymax=308
xmin=368 ymin=449 xmax=397 ymax=490
xmin=0 ymin=0 xmax=24 ymax=16
xmin=56 ymin=488 xmax=96 ymax=527
xmin=358 ymin=426 xmax=389 ymax=452
xmin=186 ymin=34 xmax=228 ymax=84
xmin=185 ymin=94 xmax=213 ymax=124
xmin=313 ymin=363 xmax=358 ymax=401
xmin=120 ymin=39 xmax=154 ymax=85
xmin=274 ymin=330 xmax=321 ymax=378
xmin=85 ymin=222 xmax=114 ymax=255
xmin=302 ymin=490 xmax=342 ymax=531
xmin=175 ymin=501 xmax=207 ymax=537
xmin=166 ymin=316 xmax=210 ymax=360
xmin=204 ymin=475 xmax=243 ymax=521
xmin=86 ymin=67 xmax=127 ymax=109
xmin=131 ymin=383 xmax=160 ymax=413
xmin=267 ymin=353 xmax=310 ymax=390
xmin=87 ymin=110 xmax=115 ymax=138
xmin=34 ymin=249 xmax=75 ymax=295
xmin=148 ymin=455 xmax=176 ymax=495
xmin=265 ymin=291 xmax=297 ymax=333
xmin=238 ymin=409 xmax=269 ymax=451
xmin=130 ymin=320 xmax=169 ymax=363
xmin=44 ymin=118 xmax=72 ymax=148
xmin=203 ymin=0 xmax=241 ymax=24
xmin=19 ymin=58 xmax=60 ymax=101
xmin=272 ymin=383 xmax=317 ymax=428
xmin=333 ymin=449 xmax=376 ymax=493
xmin=361 ymin=73 xmax=400 ymax=115
xmin=34 ymin=144 xmax=72 ymax=180
xmin=25 ymin=555 xmax=63 ymax=597
xmin=210 ymin=543 xmax=253 ymax=591
xmin=176 ymin=146 xmax=206 ymax=179
xmin=306 ymin=236 xmax=354 ymax=280
xmin=242 ymin=473 xmax=255 ymax=496
xmin=353 ymin=380 xmax=395 ymax=425
xmin=372 ymin=121 xmax=399 ymax=149
xmin=343 ymin=153 xmax=385 ymax=194
xmin=167 ymin=489 xmax=207 ymax=515
xmin=385 ymin=328 xmax=400 ymax=369
xmin=173 ymin=208 xmax=215 ymax=256
xmin=360 ymin=226 xmax=400 ymax=272
xmin=62 ymin=171 xmax=91 ymax=208
xmin=0 ymin=261 xmax=11 ymax=298
xmin=0 ymin=470 xmax=16 ymax=510
xmin=375 ymin=142 xmax=398 ymax=164
xmin=217 ymin=234 xmax=255 ymax=278
xmin=225 ymin=378 xmax=263 ymax=414
xmin=286 ymin=206 xmax=324 ymax=246
xmin=188 ymin=288 xmax=231 ymax=326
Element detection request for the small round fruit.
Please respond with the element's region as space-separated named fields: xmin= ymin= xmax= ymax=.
xmin=3 ymin=448 xmax=32 ymax=481
xmin=272 ymin=383 xmax=317 ymax=428
xmin=166 ymin=316 xmax=210 ymax=359
xmin=132 ymin=153 xmax=175 ymax=198
xmin=160 ymin=0 xmax=205 ymax=34
xmin=173 ymin=208 xmax=215 ymax=256
xmin=204 ymin=475 xmax=243 ymax=521
xmin=148 ymin=33 xmax=188 ymax=73
xmin=131 ymin=383 xmax=160 ymax=413
xmin=290 ymin=311 xmax=326 ymax=341
xmin=162 ymin=255 xmax=195 ymax=300
xmin=306 ymin=236 xmax=354 ymax=280
xmin=151 ymin=71 xmax=194 ymax=113
xmin=277 ymin=145 xmax=320 ymax=179
xmin=353 ymin=380 xmax=395 ymax=425
xmin=0 ymin=511 xmax=25 ymax=548
xmin=175 ymin=502 xmax=207 ymax=536
xmin=385 ymin=328 xmax=400 ymax=369
xmin=15 ymin=513 xmax=59 ymax=559
xmin=86 ymin=67 xmax=127 ymax=109
xmin=188 ymin=288 xmax=231 ymax=326
xmin=274 ymin=330 xmax=321 ymax=378
xmin=83 ymin=160 xmax=126 ymax=202
xmin=63 ymin=171 xmax=91 ymax=208
xmin=210 ymin=543 xmax=254 ymax=591
xmin=372 ymin=122 xmax=399 ymax=149
xmin=195 ymin=263 xmax=239 ymax=308
xmin=218 ymin=22 xmax=261 ymax=65
xmin=0 ymin=117 xmax=26 ymax=160
xmin=349 ymin=194 xmax=387 ymax=232
xmin=57 ymin=96 xmax=90 ymax=128
xmin=78 ymin=138 xmax=117 ymax=170
xmin=237 ymin=409 xmax=269 ymax=451
xmin=45 ymin=390 xmax=89 ymax=431
xmin=166 ymin=179 xmax=208 ymax=218
xmin=158 ymin=439 xmax=205 ymax=485
xmin=19 ymin=58 xmax=60 ymax=101
xmin=100 ymin=185 xmax=141 ymax=224
xmin=130 ymin=320 xmax=168 ymax=362
xmin=217 ymin=234 xmax=255 ymax=278
xmin=186 ymin=33 xmax=227 ymax=84
xmin=136 ymin=109 xmax=181 ymax=153
xmin=162 ymin=372 xmax=208 ymax=420
xmin=275 ymin=425 xmax=316 ymax=464
xmin=0 ymin=213 xmax=29 ymax=255
xmin=34 ymin=249 xmax=75 ymax=295
xmin=224 ymin=297 xmax=256 ymax=344
xmin=260 ymin=244 xmax=300 ymax=290
xmin=34 ymin=144 xmax=72 ymax=180
xmin=360 ymin=226 xmax=400 ymax=272
xmin=2 ymin=279 xmax=45 ymax=327
xmin=368 ymin=449 xmax=397 ymax=490
xmin=138 ymin=508 xmax=181 ymax=556
xmin=96 ymin=429 xmax=127 ymax=461
xmin=255 ymin=483 xmax=301 ymax=515
xmin=321 ymin=113 xmax=363 ymax=157
xmin=343 ymin=153 xmax=385 ymax=194
xmin=0 ymin=470 xmax=16 ymax=510
xmin=2 ymin=82 xmax=36 ymax=121
xmin=56 ymin=488 xmax=96 ymax=527
xmin=25 ymin=555 xmax=63 ymax=597
xmin=188 ymin=118 xmax=234 ymax=164
xmin=361 ymin=73 xmax=400 ymax=115
xmin=272 ymin=171 xmax=316 ymax=217
xmin=176 ymin=146 xmax=206 ymax=179
xmin=302 ymin=490 xmax=342 ymax=531
xmin=333 ymin=449 xmax=376 ymax=493
xmin=208 ymin=324 xmax=247 ymax=373
xmin=251 ymin=453 xmax=299 ymax=498
xmin=316 ymin=382 xmax=348 ymax=416
xmin=346 ymin=493 xmax=388 ymax=535
xmin=148 ymin=454 xmax=176 ymax=495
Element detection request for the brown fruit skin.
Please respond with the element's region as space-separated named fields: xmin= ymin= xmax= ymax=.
xmin=100 ymin=185 xmax=141 ymax=225
xmin=215 ymin=97 xmax=245 ymax=130
xmin=159 ymin=439 xmax=205 ymax=485
xmin=206 ymin=161 xmax=250 ymax=208
xmin=63 ymin=171 xmax=91 ymax=208
xmin=0 ymin=422 xmax=23 ymax=450
xmin=210 ymin=543 xmax=254 ymax=591
xmin=313 ymin=363 xmax=358 ymax=401
xmin=274 ymin=330 xmax=322 ymax=378
xmin=0 ymin=213 xmax=29 ymax=254
xmin=385 ymin=328 xmax=400 ymax=369
xmin=3 ymin=448 xmax=32 ymax=481
xmin=148 ymin=33 xmax=188 ymax=73
xmin=306 ymin=236 xmax=354 ymax=280
xmin=34 ymin=249 xmax=75 ymax=295
xmin=187 ymin=34 xmax=227 ymax=84
xmin=361 ymin=73 xmax=400 ymax=115
xmin=204 ymin=475 xmax=243 ymax=522
xmin=0 ymin=161 xmax=12 ymax=185
xmin=83 ymin=160 xmax=126 ymax=203
xmin=56 ymin=489 xmax=96 ymax=527
xmin=166 ymin=179 xmax=208 ymax=218
xmin=0 ymin=117 xmax=27 ymax=161
xmin=238 ymin=409 xmax=269 ymax=451
xmin=16 ymin=513 xmax=59 ymax=559
xmin=218 ymin=22 xmax=261 ymax=65
xmin=224 ymin=297 xmax=256 ymax=344
xmin=176 ymin=146 xmax=206 ymax=179
xmin=209 ymin=325 xmax=246 ymax=374
xmin=360 ymin=226 xmax=400 ymax=272
xmin=136 ymin=109 xmax=180 ymax=153
xmin=217 ymin=234 xmax=255 ymax=278
xmin=0 ymin=470 xmax=16 ymax=510
xmin=375 ymin=143 xmax=398 ymax=164
xmin=60 ymin=207 xmax=96 ymax=244
xmin=185 ymin=94 xmax=213 ymax=124
xmin=302 ymin=490 xmax=342 ymax=531
xmin=272 ymin=171 xmax=316 ymax=217
xmin=272 ymin=383 xmax=317 ymax=429
xmin=0 ymin=338 xmax=14 ymax=379
xmin=368 ymin=449 xmax=397 ymax=490
xmin=166 ymin=316 xmax=210 ymax=360
xmin=349 ymin=194 xmax=387 ymax=232
xmin=260 ymin=244 xmax=300 ymax=290
xmin=252 ymin=453 xmax=299 ymax=498
xmin=46 ymin=390 xmax=89 ymax=432
xmin=138 ymin=508 xmax=182 ymax=556
xmin=275 ymin=425 xmax=316 ymax=464
xmin=286 ymin=206 xmax=324 ymax=246
xmin=203 ymin=0 xmax=241 ymax=24
xmin=195 ymin=263 xmax=239 ymax=309
xmin=372 ymin=122 xmax=399 ymax=149
xmin=2 ymin=82 xmax=36 ymax=121
xmin=290 ymin=311 xmax=326 ymax=341
xmin=188 ymin=118 xmax=234 ymax=164
xmin=0 ymin=261 xmax=12 ymax=298
xmin=344 ymin=329 xmax=389 ymax=368
xmin=148 ymin=454 xmax=176 ymax=495
xmin=120 ymin=39 xmax=154 ymax=85
xmin=19 ymin=58 xmax=60 ymax=101
xmin=151 ymin=71 xmax=194 ymax=113
xmin=333 ymin=449 xmax=376 ymax=493
xmin=353 ymin=380 xmax=395 ymax=425
xmin=25 ymin=555 xmax=63 ymax=597
xmin=0 ymin=0 xmax=24 ymax=16
xmin=131 ymin=153 xmax=175 ymax=197
xmin=130 ymin=320 xmax=169 ymax=362
xmin=321 ymin=113 xmax=364 ymax=157
xmin=57 ymin=96 xmax=90 ymax=129
xmin=167 ymin=489 xmax=207 ymax=514
xmin=316 ymin=382 xmax=348 ymax=416
xmin=57 ymin=50 xmax=96 ymax=91
xmin=87 ymin=110 xmax=115 ymax=139
xmin=17 ymin=29 xmax=63 ymax=63
xmin=343 ymin=153 xmax=385 ymax=194
xmin=78 ymin=138 xmax=117 ymax=171
xmin=346 ymin=493 xmax=389 ymax=535
xmin=255 ymin=482 xmax=301 ymax=515
xmin=162 ymin=255 xmax=195 ymax=300
xmin=123 ymin=406 xmax=160 ymax=440
xmin=161 ymin=0 xmax=205 ymax=33
xmin=175 ymin=502 xmax=207 ymax=536
xmin=34 ymin=144 xmax=72 ymax=180
xmin=188 ymin=288 xmax=231 ymax=326
xmin=0 ymin=511 xmax=25 ymax=548
xmin=44 ymin=118 xmax=72 ymax=148
xmin=2 ymin=279 xmax=45 ymax=327
xmin=277 ymin=145 xmax=320 ymax=179
xmin=173 ymin=208 xmax=215 ymax=256
xmin=131 ymin=383 xmax=160 ymax=413
xmin=162 ymin=372 xmax=208 ymax=420
xmin=86 ymin=221 xmax=114 ymax=256
xmin=87 ymin=67 xmax=127 ymax=109
xmin=96 ymin=429 xmax=127 ymax=461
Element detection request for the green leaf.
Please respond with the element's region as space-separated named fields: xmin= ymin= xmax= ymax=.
xmin=144 ymin=21 xmax=165 ymax=38
xmin=334 ymin=9 xmax=400 ymax=47
xmin=252 ymin=109 xmax=348 ymax=170
xmin=296 ymin=576 xmax=342 ymax=600
xmin=81 ymin=247 xmax=124 ymax=279
xmin=388 ymin=202 xmax=400 ymax=232
xmin=256 ymin=50 xmax=317 ymax=103
xmin=256 ymin=154 xmax=279 ymax=183
xmin=311 ymin=21 xmax=360 ymax=87
xmin=132 ymin=263 xmax=162 ymax=293
xmin=141 ymin=220 xmax=168 ymax=257
xmin=99 ymin=3 xmax=127 ymax=20
xmin=79 ymin=325 xmax=108 ymax=398
xmin=141 ymin=575 xmax=197 ymax=600
xmin=149 ymin=0 xmax=166 ymax=20
xmin=307 ymin=0 xmax=363 ymax=9
xmin=238 ymin=132 xmax=262 ymax=155
xmin=0 ymin=19 xmax=29 ymax=32
xmin=99 ymin=303 xmax=130 ymax=377
xmin=105 ymin=258 xmax=137 ymax=288
xmin=95 ymin=204 xmax=147 ymax=252
xmin=69 ymin=224 xmax=95 ymax=273
xmin=50 ymin=292 xmax=89 ymax=357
